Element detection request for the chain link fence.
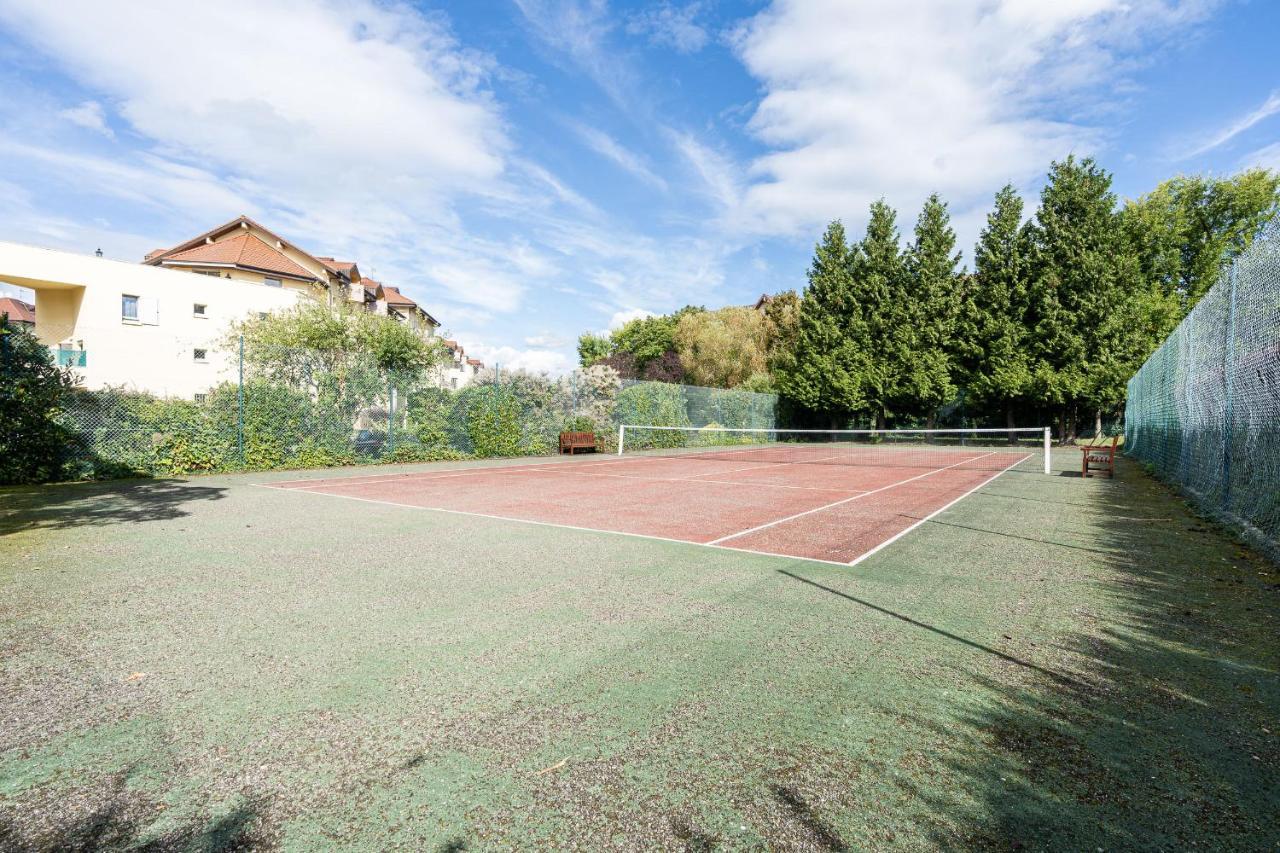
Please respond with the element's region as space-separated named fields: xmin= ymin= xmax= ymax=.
xmin=1124 ymin=218 xmax=1280 ymax=561
xmin=13 ymin=332 xmax=778 ymax=480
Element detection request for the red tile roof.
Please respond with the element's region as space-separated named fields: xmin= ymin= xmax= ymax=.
xmin=380 ymin=285 xmax=417 ymax=308
xmin=160 ymin=233 xmax=317 ymax=281
xmin=0 ymin=297 xmax=35 ymax=324
xmin=316 ymin=257 xmax=358 ymax=278
xmin=466 ymin=358 xmax=483 ymax=366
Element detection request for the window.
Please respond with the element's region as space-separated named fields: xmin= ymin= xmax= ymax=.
xmin=450 ymin=378 xmax=458 ymax=389
xmin=193 ymin=303 xmax=207 ymax=317
xmin=263 ymin=276 xmax=282 ymax=288
xmin=194 ymin=393 xmax=207 ymax=403
xmin=122 ymin=294 xmax=139 ymax=321
xmin=193 ymin=348 xmax=207 ymax=362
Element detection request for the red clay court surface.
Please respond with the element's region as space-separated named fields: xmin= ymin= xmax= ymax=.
xmin=263 ymin=448 xmax=1033 ymax=566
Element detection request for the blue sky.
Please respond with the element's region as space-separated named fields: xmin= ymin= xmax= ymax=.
xmin=0 ymin=0 xmax=1277 ymax=373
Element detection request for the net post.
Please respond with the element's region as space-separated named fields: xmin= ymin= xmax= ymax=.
xmin=617 ymin=424 xmax=625 ymax=456
xmin=1043 ymin=427 xmax=1051 ymax=475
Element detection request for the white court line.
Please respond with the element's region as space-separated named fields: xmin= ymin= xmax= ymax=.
xmin=267 ymin=454 xmax=640 ymax=490
xmin=681 ymin=462 xmax=778 ymax=479
xmin=252 ymin=483 xmax=857 ymax=569
xmin=525 ymin=464 xmax=865 ymax=494
xmin=848 ymin=454 xmax=1030 ymax=566
xmin=706 ymin=452 xmax=997 ymax=545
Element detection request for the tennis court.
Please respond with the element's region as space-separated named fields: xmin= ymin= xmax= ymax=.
xmin=264 ymin=427 xmax=1045 ymax=565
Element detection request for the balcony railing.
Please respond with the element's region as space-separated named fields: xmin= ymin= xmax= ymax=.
xmin=56 ymin=347 xmax=87 ymax=367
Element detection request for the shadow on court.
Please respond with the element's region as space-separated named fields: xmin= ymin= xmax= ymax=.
xmin=828 ymin=457 xmax=1280 ymax=848
xmin=0 ymin=478 xmax=226 ymax=537
xmin=0 ymin=766 xmax=264 ymax=851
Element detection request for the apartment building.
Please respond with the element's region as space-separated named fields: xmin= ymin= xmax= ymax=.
xmin=1 ymin=215 xmax=484 ymax=397
xmin=0 ymin=240 xmax=300 ymax=397
xmin=439 ymin=339 xmax=484 ymax=389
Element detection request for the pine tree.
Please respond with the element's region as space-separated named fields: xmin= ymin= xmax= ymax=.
xmin=900 ymin=193 xmax=961 ymax=425
xmin=851 ymin=200 xmax=905 ymax=429
xmin=1026 ymin=156 xmax=1145 ymax=439
xmin=958 ymin=184 xmax=1034 ymax=434
xmin=775 ymin=220 xmax=867 ymax=423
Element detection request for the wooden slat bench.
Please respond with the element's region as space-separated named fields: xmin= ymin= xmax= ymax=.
xmin=559 ymin=431 xmax=598 ymax=454
xmin=1080 ymin=435 xmax=1119 ymax=478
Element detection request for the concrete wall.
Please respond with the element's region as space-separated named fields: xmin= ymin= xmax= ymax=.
xmin=1 ymin=241 xmax=301 ymax=398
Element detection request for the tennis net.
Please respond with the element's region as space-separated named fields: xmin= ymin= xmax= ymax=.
xmin=617 ymin=425 xmax=1051 ymax=473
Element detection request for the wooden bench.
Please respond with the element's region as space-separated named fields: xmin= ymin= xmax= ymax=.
xmin=559 ymin=431 xmax=598 ymax=454
xmin=1080 ymin=435 xmax=1119 ymax=478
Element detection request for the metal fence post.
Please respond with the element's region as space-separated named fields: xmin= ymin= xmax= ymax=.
xmin=388 ymin=378 xmax=396 ymax=457
xmin=237 ymin=335 xmax=245 ymax=463
xmin=1221 ymin=261 xmax=1238 ymax=511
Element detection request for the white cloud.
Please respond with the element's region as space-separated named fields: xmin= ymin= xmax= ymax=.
xmin=627 ymin=2 xmax=709 ymax=54
xmin=58 ymin=100 xmax=113 ymax=137
xmin=0 ymin=0 xmax=541 ymax=313
xmin=1242 ymin=140 xmax=1280 ymax=171
xmin=1182 ymin=89 xmax=1280 ymax=158
xmin=607 ymin=307 xmax=656 ymax=330
xmin=513 ymin=0 xmax=632 ymax=106
xmin=571 ymin=122 xmax=668 ymax=189
xmin=730 ymin=0 xmax=1218 ymax=240
xmin=465 ymin=343 xmax=573 ymax=375
xmin=524 ymin=333 xmax=568 ymax=348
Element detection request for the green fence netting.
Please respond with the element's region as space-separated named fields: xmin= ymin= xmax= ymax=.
xmin=1124 ymin=218 xmax=1280 ymax=561
xmin=40 ymin=347 xmax=778 ymax=479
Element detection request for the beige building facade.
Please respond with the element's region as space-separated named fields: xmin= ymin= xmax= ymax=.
xmin=0 ymin=240 xmax=301 ymax=398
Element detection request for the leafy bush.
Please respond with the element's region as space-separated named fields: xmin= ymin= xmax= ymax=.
xmin=0 ymin=323 xmax=76 ymax=484
xmin=616 ymin=382 xmax=690 ymax=448
xmin=563 ymin=415 xmax=597 ymax=433
xmin=460 ymin=384 xmax=523 ymax=457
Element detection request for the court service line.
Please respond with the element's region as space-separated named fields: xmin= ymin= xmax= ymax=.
xmin=846 ymin=454 xmax=1030 ymax=566
xmin=523 ymin=464 xmax=865 ymax=494
xmin=706 ymin=452 xmax=997 ymax=545
xmin=266 ymin=454 xmax=641 ymax=490
xmin=252 ymin=483 xmax=857 ymax=569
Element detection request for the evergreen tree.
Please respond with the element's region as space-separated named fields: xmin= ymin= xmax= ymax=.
xmin=775 ymin=220 xmax=867 ymax=423
xmin=851 ymin=200 xmax=905 ymax=428
xmin=900 ymin=193 xmax=961 ymax=425
xmin=957 ymin=185 xmax=1034 ymax=432
xmin=1026 ymin=156 xmax=1146 ymax=439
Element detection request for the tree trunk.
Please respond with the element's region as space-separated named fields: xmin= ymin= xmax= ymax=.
xmin=1094 ymin=408 xmax=1103 ymax=439
xmin=1006 ymin=403 xmax=1017 ymax=446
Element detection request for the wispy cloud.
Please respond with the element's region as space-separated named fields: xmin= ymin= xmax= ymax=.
xmin=1181 ymin=89 xmax=1280 ymax=158
xmin=58 ymin=100 xmax=113 ymax=137
xmin=626 ymin=2 xmax=709 ymax=54
xmin=571 ymin=122 xmax=668 ymax=189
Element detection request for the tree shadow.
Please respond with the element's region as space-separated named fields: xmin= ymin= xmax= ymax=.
xmin=0 ymin=478 xmax=227 ymax=537
xmin=769 ymin=785 xmax=848 ymax=851
xmin=0 ymin=770 xmax=265 ymax=852
xmin=787 ymin=458 xmax=1280 ymax=848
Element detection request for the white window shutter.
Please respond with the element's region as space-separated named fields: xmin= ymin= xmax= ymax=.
xmin=139 ymin=297 xmax=160 ymax=325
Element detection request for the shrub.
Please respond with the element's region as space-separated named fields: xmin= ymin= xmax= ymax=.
xmin=563 ymin=415 xmax=596 ymax=433
xmin=0 ymin=322 xmax=76 ymax=484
